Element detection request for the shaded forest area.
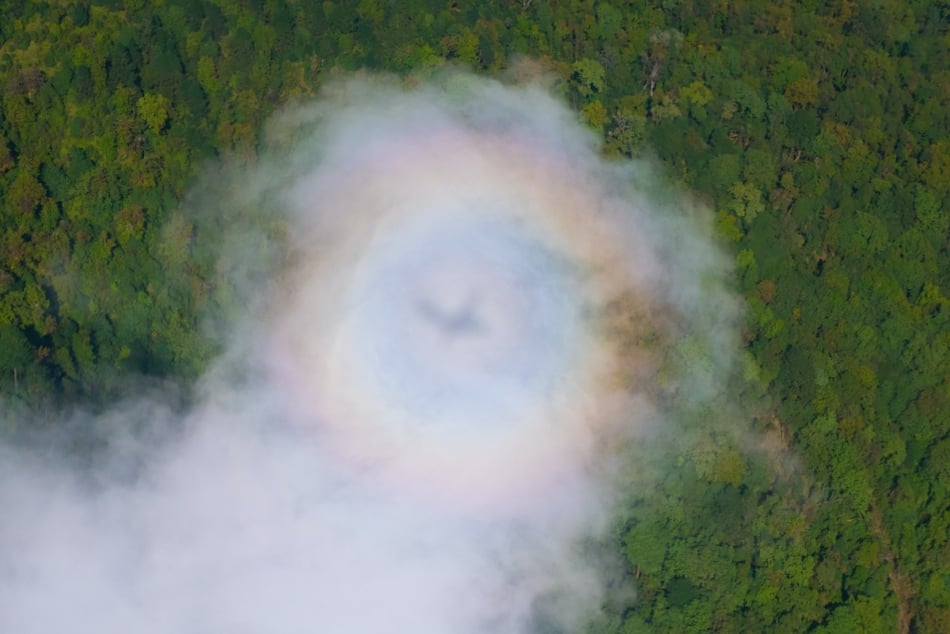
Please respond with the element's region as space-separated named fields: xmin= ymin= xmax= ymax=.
xmin=0 ymin=1 xmax=947 ymax=632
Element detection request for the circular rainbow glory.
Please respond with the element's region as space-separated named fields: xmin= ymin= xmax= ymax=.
xmin=260 ymin=75 xmax=711 ymax=510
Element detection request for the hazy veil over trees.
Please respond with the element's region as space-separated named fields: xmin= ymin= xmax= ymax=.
xmin=0 ymin=1 xmax=947 ymax=632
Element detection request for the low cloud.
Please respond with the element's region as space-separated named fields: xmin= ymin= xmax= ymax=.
xmin=0 ymin=72 xmax=738 ymax=633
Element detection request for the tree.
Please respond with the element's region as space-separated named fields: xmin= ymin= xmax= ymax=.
xmin=137 ymin=92 xmax=172 ymax=134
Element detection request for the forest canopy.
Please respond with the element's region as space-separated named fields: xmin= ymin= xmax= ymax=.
xmin=0 ymin=1 xmax=947 ymax=632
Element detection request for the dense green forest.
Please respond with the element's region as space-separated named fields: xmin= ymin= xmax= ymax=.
xmin=0 ymin=1 xmax=947 ymax=631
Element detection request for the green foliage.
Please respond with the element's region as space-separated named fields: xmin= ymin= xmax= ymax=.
xmin=0 ymin=0 xmax=946 ymax=631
